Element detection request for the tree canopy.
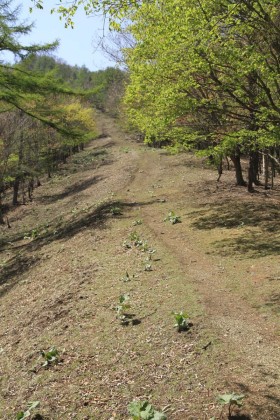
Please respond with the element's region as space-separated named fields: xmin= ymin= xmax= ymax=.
xmin=27 ymin=1 xmax=280 ymax=191
xmin=123 ymin=0 xmax=280 ymax=189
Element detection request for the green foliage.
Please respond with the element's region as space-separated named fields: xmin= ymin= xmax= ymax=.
xmin=132 ymin=219 xmax=142 ymax=226
xmin=128 ymin=231 xmax=145 ymax=248
xmin=110 ymin=206 xmax=122 ymax=215
xmin=115 ymin=294 xmax=131 ymax=323
xmin=125 ymin=231 xmax=155 ymax=253
xmin=23 ymin=54 xmax=126 ymax=115
xmin=41 ymin=347 xmax=59 ymax=367
xmin=172 ymin=311 xmax=190 ymax=332
xmin=35 ymin=0 xmax=280 ymax=182
xmin=164 ymin=211 xmax=181 ymax=225
xmin=16 ymin=401 xmax=40 ymax=419
xmin=217 ymin=393 xmax=245 ymax=407
xmin=128 ymin=400 xmax=167 ymax=420
xmin=0 ymin=4 xmax=101 ymax=209
xmin=122 ymin=240 xmax=132 ymax=249
xmin=129 ymin=231 xmax=141 ymax=243
xmin=23 ymin=228 xmax=39 ymax=240
xmin=33 ymin=0 xmax=140 ymax=29
xmin=121 ymin=0 xmax=280 ymax=187
xmin=217 ymin=393 xmax=245 ymax=417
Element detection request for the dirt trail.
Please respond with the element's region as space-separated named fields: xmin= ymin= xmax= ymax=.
xmin=124 ymin=139 xmax=280 ymax=398
xmin=0 ymin=114 xmax=279 ymax=419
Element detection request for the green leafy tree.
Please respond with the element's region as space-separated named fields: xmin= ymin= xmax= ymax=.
xmin=123 ymin=0 xmax=280 ymax=190
xmin=32 ymin=0 xmax=280 ymax=190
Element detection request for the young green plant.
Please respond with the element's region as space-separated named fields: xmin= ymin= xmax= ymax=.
xmin=115 ymin=294 xmax=131 ymax=324
xmin=172 ymin=311 xmax=190 ymax=332
xmin=217 ymin=393 xmax=245 ymax=418
xmin=164 ymin=211 xmax=181 ymax=224
xmin=41 ymin=347 xmax=59 ymax=367
xmin=16 ymin=401 xmax=40 ymax=419
xmin=128 ymin=400 xmax=167 ymax=420
xmin=110 ymin=206 xmax=122 ymax=215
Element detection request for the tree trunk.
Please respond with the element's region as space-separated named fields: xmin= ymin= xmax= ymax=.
xmin=252 ymin=151 xmax=261 ymax=185
xmin=248 ymin=152 xmax=261 ymax=192
xmin=216 ymin=158 xmax=223 ymax=182
xmin=0 ymin=193 xmax=4 ymax=225
xmin=28 ymin=178 xmax=34 ymax=201
xmin=13 ymin=130 xmax=24 ymax=205
xmin=13 ymin=177 xmax=20 ymax=205
xmin=264 ymin=152 xmax=269 ymax=189
xmin=230 ymin=153 xmax=247 ymax=186
xmin=248 ymin=154 xmax=255 ymax=192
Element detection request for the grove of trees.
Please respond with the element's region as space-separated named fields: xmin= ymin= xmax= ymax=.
xmin=2 ymin=0 xmax=279 ymax=224
xmin=34 ymin=0 xmax=280 ymax=191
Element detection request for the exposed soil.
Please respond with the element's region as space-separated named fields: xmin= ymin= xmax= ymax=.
xmin=0 ymin=113 xmax=279 ymax=420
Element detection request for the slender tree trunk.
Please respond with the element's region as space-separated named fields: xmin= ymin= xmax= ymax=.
xmin=28 ymin=178 xmax=34 ymax=201
xmin=13 ymin=177 xmax=20 ymax=205
xmin=225 ymin=156 xmax=230 ymax=170
xmin=0 ymin=193 xmax=4 ymax=225
xmin=22 ymin=180 xmax=26 ymax=204
xmin=216 ymin=158 xmax=223 ymax=182
xmin=252 ymin=151 xmax=261 ymax=185
xmin=248 ymin=151 xmax=261 ymax=192
xmin=13 ymin=131 xmax=24 ymax=205
xmin=264 ymin=152 xmax=269 ymax=189
xmin=271 ymin=158 xmax=274 ymax=189
xmin=248 ymin=153 xmax=255 ymax=192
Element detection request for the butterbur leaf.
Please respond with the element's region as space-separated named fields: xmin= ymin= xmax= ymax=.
xmin=153 ymin=412 xmax=167 ymax=420
xmin=42 ymin=347 xmax=59 ymax=366
xmin=128 ymin=400 xmax=151 ymax=417
xmin=128 ymin=400 xmax=144 ymax=416
xmin=231 ymin=394 xmax=245 ymax=406
xmin=27 ymin=401 xmax=40 ymax=410
xmin=16 ymin=400 xmax=40 ymax=419
xmin=172 ymin=311 xmax=189 ymax=330
xmin=128 ymin=400 xmax=166 ymax=420
xmin=120 ymin=294 xmax=129 ymax=304
xmin=217 ymin=393 xmax=244 ymax=407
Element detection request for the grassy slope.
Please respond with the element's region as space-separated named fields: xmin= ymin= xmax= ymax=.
xmin=0 ymin=114 xmax=279 ymax=419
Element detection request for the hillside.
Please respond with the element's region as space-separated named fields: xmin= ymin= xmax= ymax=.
xmin=0 ymin=114 xmax=279 ymax=419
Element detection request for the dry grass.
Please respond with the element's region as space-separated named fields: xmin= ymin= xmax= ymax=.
xmin=0 ymin=114 xmax=279 ymax=419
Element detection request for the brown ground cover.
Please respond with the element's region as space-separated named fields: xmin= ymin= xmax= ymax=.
xmin=0 ymin=114 xmax=279 ymax=419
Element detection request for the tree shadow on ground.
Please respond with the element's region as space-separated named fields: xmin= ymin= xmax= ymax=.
xmin=31 ymin=199 xmax=157 ymax=247
xmin=38 ymin=175 xmax=104 ymax=204
xmin=55 ymin=148 xmax=113 ymax=176
xmin=0 ymin=200 xmax=158 ymax=298
xmin=191 ymin=200 xmax=280 ymax=258
xmin=262 ymin=292 xmax=280 ymax=314
xmin=0 ymin=254 xmax=40 ymax=298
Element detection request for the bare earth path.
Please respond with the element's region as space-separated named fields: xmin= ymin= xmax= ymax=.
xmin=0 ymin=114 xmax=279 ymax=419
